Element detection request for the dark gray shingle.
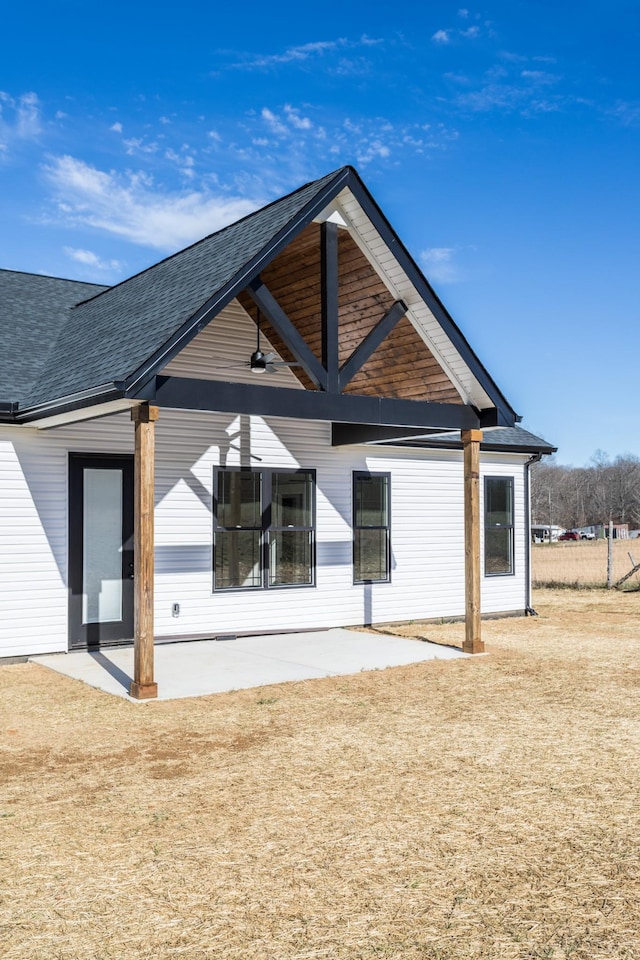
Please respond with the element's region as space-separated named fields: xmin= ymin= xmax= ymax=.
xmin=0 ymin=270 xmax=108 ymax=406
xmin=400 ymin=426 xmax=556 ymax=453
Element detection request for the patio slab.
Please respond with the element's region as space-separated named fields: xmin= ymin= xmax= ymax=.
xmin=30 ymin=628 xmax=468 ymax=702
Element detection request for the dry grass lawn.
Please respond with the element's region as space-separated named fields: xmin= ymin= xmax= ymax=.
xmin=2 ymin=588 xmax=640 ymax=959
xmin=532 ymin=540 xmax=640 ymax=589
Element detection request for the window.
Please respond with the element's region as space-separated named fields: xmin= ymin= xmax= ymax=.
xmin=484 ymin=476 xmax=514 ymax=576
xmin=353 ymin=472 xmax=390 ymax=583
xmin=269 ymin=472 xmax=314 ymax=587
xmin=213 ymin=469 xmax=315 ymax=590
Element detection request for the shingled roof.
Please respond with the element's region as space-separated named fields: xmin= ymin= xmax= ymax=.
xmin=397 ymin=425 xmax=557 ymax=454
xmin=0 ymin=270 xmax=107 ymax=408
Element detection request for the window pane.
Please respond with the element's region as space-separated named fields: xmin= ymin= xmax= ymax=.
xmin=272 ymin=472 xmax=313 ymax=528
xmin=485 ymin=477 xmax=513 ymax=526
xmin=354 ymin=529 xmax=388 ymax=582
xmin=485 ymin=528 xmax=513 ymax=575
xmin=215 ymin=530 xmax=261 ymax=588
xmin=217 ymin=471 xmax=261 ymax=527
xmin=269 ymin=530 xmax=312 ymax=586
xmin=355 ymin=475 xmax=388 ymax=527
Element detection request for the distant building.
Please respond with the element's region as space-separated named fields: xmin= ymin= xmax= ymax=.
xmin=594 ymin=523 xmax=630 ymax=540
xmin=531 ymin=524 xmax=563 ymax=543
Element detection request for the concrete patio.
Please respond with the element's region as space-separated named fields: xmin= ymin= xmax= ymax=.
xmin=30 ymin=628 xmax=468 ymax=702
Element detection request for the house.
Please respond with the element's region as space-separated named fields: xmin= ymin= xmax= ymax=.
xmin=0 ymin=165 xmax=555 ymax=697
xmin=593 ymin=523 xmax=630 ymax=540
xmin=530 ymin=524 xmax=564 ymax=543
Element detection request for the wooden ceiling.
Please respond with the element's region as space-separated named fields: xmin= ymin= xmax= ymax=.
xmin=237 ymin=222 xmax=462 ymax=404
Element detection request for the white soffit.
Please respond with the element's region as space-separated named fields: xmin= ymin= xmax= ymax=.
xmin=318 ymin=189 xmax=494 ymax=411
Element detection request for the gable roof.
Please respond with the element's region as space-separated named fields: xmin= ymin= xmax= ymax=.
xmin=2 ymin=166 xmax=519 ymax=428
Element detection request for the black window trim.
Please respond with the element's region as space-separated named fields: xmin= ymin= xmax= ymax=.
xmin=484 ymin=474 xmax=515 ymax=578
xmin=352 ymin=470 xmax=392 ymax=585
xmin=213 ymin=466 xmax=316 ymax=592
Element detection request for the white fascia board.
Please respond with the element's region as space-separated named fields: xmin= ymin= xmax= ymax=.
xmin=324 ymin=188 xmax=494 ymax=411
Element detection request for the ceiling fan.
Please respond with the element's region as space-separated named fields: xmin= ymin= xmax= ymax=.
xmin=249 ymin=309 xmax=301 ymax=374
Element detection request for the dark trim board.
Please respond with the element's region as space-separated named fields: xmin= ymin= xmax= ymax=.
xmin=332 ymin=423 xmax=446 ymax=446
xmin=152 ymin=376 xmax=481 ymax=430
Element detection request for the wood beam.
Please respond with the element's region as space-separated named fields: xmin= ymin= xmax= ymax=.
xmin=339 ymin=300 xmax=407 ymax=389
xmin=130 ymin=403 xmax=159 ymax=699
xmin=321 ymin=221 xmax=340 ymax=392
xmin=462 ymin=428 xmax=484 ymax=654
xmin=153 ymin=376 xmax=480 ymax=431
xmin=246 ymin=277 xmax=327 ymax=390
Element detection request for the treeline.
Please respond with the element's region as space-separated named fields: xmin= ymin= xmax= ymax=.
xmin=530 ymin=453 xmax=640 ymax=530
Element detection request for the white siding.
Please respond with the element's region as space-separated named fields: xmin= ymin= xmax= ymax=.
xmin=163 ymin=299 xmax=304 ymax=389
xmin=0 ymin=411 xmax=529 ymax=658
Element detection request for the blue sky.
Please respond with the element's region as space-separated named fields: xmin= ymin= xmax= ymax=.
xmin=2 ymin=0 xmax=639 ymax=466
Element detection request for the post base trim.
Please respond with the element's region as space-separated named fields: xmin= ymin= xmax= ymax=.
xmin=130 ymin=681 xmax=158 ymax=700
xmin=463 ymin=639 xmax=485 ymax=655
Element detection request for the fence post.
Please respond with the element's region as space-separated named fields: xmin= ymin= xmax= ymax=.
xmin=607 ymin=520 xmax=613 ymax=589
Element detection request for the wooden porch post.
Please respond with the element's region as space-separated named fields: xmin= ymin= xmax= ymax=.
xmin=462 ymin=429 xmax=484 ymax=654
xmin=130 ymin=403 xmax=159 ymax=699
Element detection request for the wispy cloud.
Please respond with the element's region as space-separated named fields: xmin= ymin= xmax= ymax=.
xmin=449 ymin=63 xmax=565 ymax=115
xmin=63 ymin=246 xmax=123 ymax=273
xmin=419 ymin=247 xmax=460 ymax=284
xmin=260 ymin=105 xmax=314 ymax=138
xmin=284 ymin=105 xmax=312 ymax=130
xmin=249 ymin=106 xmax=458 ymax=168
xmin=609 ymin=100 xmax=640 ymax=126
xmin=44 ymin=155 xmax=263 ymax=251
xmin=0 ymin=91 xmax=41 ymax=155
xmin=432 ymin=14 xmax=484 ymax=46
xmin=229 ymin=35 xmax=383 ymax=70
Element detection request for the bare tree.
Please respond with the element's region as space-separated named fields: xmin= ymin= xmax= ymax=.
xmin=531 ymin=453 xmax=640 ymax=530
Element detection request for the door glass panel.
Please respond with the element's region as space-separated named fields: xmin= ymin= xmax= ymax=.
xmin=82 ymin=468 xmax=123 ymax=624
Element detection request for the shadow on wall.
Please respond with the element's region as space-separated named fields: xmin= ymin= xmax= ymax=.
xmin=14 ymin=408 xmax=396 ymax=586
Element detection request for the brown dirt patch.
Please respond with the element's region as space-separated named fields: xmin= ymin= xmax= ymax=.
xmin=1 ymin=587 xmax=639 ymax=959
